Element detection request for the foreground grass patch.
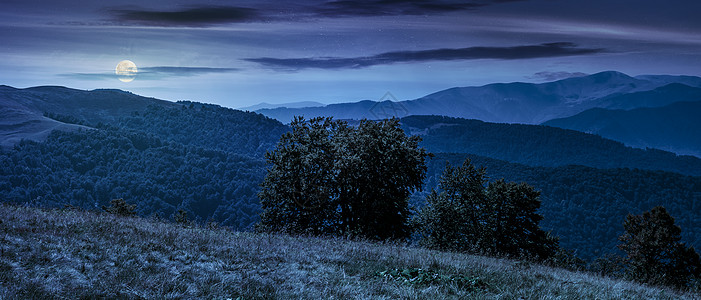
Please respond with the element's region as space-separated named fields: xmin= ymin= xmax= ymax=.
xmin=0 ymin=204 xmax=696 ymax=299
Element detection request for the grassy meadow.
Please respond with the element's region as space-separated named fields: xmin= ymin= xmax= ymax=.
xmin=0 ymin=204 xmax=697 ymax=299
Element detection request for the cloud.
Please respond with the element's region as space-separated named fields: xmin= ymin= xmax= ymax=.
xmin=61 ymin=66 xmax=239 ymax=80
xmin=108 ymin=1 xmax=525 ymax=27
xmin=140 ymin=67 xmax=239 ymax=76
xmin=109 ymin=6 xmax=261 ymax=26
xmin=528 ymin=71 xmax=589 ymax=81
xmin=312 ymin=0 xmax=488 ymax=18
xmin=246 ymin=43 xmax=606 ymax=70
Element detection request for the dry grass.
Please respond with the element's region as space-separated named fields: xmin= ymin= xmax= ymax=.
xmin=0 ymin=204 xmax=697 ymax=299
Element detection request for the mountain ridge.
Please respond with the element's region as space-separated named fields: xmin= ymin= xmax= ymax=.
xmin=238 ymin=101 xmax=325 ymax=111
xmin=256 ymin=71 xmax=701 ymax=124
xmin=401 ymin=115 xmax=701 ymax=176
xmin=544 ymin=100 xmax=701 ymax=157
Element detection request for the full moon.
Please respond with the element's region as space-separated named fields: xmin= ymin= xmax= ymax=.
xmin=115 ymin=60 xmax=138 ymax=82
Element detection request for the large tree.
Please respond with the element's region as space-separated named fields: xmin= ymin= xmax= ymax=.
xmin=618 ymin=206 xmax=700 ymax=288
xmin=415 ymin=159 xmax=557 ymax=260
xmin=258 ymin=116 xmax=429 ymax=240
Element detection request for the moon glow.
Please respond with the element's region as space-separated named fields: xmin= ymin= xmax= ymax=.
xmin=115 ymin=60 xmax=138 ymax=82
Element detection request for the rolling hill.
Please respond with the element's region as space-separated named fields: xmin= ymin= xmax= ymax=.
xmin=0 ymin=85 xmax=288 ymax=230
xmin=544 ymin=101 xmax=701 ymax=158
xmin=0 ymin=85 xmax=178 ymax=149
xmin=401 ymin=115 xmax=701 ymax=176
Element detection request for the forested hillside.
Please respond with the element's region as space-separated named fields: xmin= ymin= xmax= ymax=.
xmin=423 ymin=153 xmax=701 ymax=260
xmin=544 ymin=101 xmax=701 ymax=157
xmin=112 ymin=102 xmax=287 ymax=157
xmin=1 ymin=87 xmax=699 ymax=262
xmin=401 ymin=115 xmax=701 ymax=176
xmin=0 ymin=102 xmax=288 ymax=229
xmin=0 ymin=129 xmax=265 ymax=229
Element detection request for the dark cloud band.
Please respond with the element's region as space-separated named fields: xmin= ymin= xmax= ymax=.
xmin=109 ymin=1 xmax=525 ymax=27
xmin=110 ymin=6 xmax=260 ymax=26
xmin=245 ymin=43 xmax=606 ymax=70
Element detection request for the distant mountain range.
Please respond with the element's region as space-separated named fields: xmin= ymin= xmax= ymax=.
xmin=253 ymin=71 xmax=701 ymax=157
xmin=257 ymin=71 xmax=701 ymax=125
xmin=237 ymin=101 xmax=325 ymax=111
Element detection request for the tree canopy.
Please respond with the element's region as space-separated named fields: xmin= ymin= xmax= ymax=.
xmin=258 ymin=116 xmax=430 ymax=240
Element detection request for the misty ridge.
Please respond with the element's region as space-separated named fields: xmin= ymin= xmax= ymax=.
xmin=1 ymin=71 xmax=700 ymax=298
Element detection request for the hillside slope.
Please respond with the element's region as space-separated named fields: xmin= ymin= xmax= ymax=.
xmin=0 ymin=87 xmax=288 ymax=230
xmin=0 ymin=85 xmax=179 ymax=149
xmin=544 ymin=101 xmax=701 ymax=157
xmin=0 ymin=106 xmax=86 ymax=148
xmin=1 ymin=85 xmax=699 ymax=264
xmin=401 ymin=115 xmax=701 ymax=176
xmin=1 ymin=204 xmax=695 ymax=299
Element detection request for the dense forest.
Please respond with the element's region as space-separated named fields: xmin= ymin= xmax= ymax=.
xmin=0 ymin=129 xmax=265 ymax=229
xmin=0 ymin=103 xmax=287 ymax=229
xmin=113 ymin=102 xmax=287 ymax=157
xmin=402 ymin=115 xmax=701 ymax=176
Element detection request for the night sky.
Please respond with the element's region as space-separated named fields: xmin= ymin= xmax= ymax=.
xmin=2 ymin=0 xmax=701 ymax=108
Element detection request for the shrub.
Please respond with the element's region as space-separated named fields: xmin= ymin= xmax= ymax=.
xmin=173 ymin=209 xmax=189 ymax=225
xmin=101 ymin=198 xmax=136 ymax=217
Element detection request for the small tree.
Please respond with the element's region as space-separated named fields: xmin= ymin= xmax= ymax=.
xmin=102 ymin=198 xmax=136 ymax=217
xmin=483 ymin=179 xmax=558 ymax=259
xmin=339 ymin=118 xmax=428 ymax=239
xmin=415 ymin=159 xmax=557 ymax=260
xmin=618 ymin=206 xmax=701 ymax=288
xmin=414 ymin=159 xmax=487 ymax=252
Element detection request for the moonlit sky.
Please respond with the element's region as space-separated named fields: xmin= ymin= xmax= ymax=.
xmin=2 ymin=0 xmax=701 ymax=108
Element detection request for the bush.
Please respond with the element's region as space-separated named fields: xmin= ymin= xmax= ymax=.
xmin=101 ymin=198 xmax=136 ymax=217
xmin=173 ymin=209 xmax=189 ymax=225
xmin=589 ymin=254 xmax=625 ymax=278
xmin=545 ymin=248 xmax=587 ymax=272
